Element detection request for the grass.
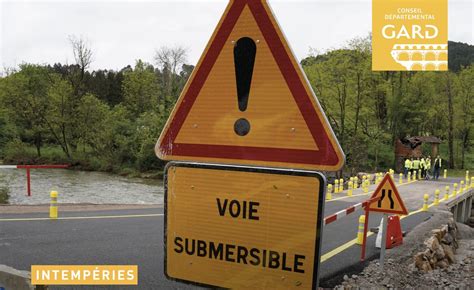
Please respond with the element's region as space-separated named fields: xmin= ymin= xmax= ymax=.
xmin=445 ymin=169 xmax=472 ymax=178
xmin=437 ymin=142 xmax=474 ymax=170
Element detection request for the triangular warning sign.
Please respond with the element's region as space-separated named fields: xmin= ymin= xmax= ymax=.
xmin=156 ymin=0 xmax=344 ymax=171
xmin=369 ymin=174 xmax=409 ymax=215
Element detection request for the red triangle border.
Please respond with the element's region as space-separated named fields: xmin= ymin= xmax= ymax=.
xmin=369 ymin=174 xmax=409 ymax=215
xmin=159 ymin=0 xmax=340 ymax=167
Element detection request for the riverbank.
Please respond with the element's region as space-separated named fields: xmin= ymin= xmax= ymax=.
xmin=0 ymin=203 xmax=161 ymax=214
xmin=0 ymin=144 xmax=165 ymax=180
xmin=2 ymin=144 xmax=470 ymax=182
xmin=0 ymin=168 xmax=164 ymax=205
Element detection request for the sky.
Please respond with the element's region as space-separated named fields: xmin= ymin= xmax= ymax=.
xmin=0 ymin=0 xmax=472 ymax=71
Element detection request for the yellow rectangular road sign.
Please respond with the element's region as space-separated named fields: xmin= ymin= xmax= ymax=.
xmin=164 ymin=162 xmax=325 ymax=289
xmin=372 ymin=0 xmax=448 ymax=71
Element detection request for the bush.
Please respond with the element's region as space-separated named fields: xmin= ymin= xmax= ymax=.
xmin=0 ymin=187 xmax=8 ymax=204
xmin=2 ymin=139 xmax=34 ymax=163
xmin=135 ymin=140 xmax=166 ymax=171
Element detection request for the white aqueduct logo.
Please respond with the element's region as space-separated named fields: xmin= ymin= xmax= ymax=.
xmin=391 ymin=44 xmax=448 ymax=71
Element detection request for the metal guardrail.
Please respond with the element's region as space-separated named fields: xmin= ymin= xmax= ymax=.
xmin=0 ymin=164 xmax=69 ymax=196
xmin=445 ymin=188 xmax=473 ymax=223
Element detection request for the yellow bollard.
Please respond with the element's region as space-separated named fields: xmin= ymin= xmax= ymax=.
xmin=434 ymin=189 xmax=440 ymax=206
xmin=334 ymin=180 xmax=339 ymax=193
xmin=348 ymin=181 xmax=353 ymax=196
xmin=444 ymin=186 xmax=450 ymax=200
xmin=453 ymin=183 xmax=458 ymax=197
xmin=412 ymin=171 xmax=417 ymax=180
xmin=418 ymin=169 xmax=422 ymax=180
xmin=399 ymin=173 xmax=403 ymax=184
xmin=326 ymin=184 xmax=333 ymax=200
xmin=443 ymin=169 xmax=447 ymax=179
xmin=460 ymin=181 xmax=464 ymax=193
xmin=363 ymin=180 xmax=369 ymax=193
xmin=407 ymin=172 xmax=411 ymax=182
xmin=422 ymin=194 xmax=429 ymax=211
xmin=356 ymin=215 xmax=366 ymax=245
xmin=339 ymin=178 xmax=344 ymax=192
xmin=354 ymin=177 xmax=358 ymax=189
xmin=50 ymin=191 xmax=58 ymax=219
xmin=367 ymin=174 xmax=372 ymax=185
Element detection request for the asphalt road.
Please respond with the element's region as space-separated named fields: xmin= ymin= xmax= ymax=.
xmin=0 ymin=176 xmax=466 ymax=289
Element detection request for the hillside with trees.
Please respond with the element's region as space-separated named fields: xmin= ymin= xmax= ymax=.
xmin=0 ymin=37 xmax=472 ymax=176
xmin=302 ymin=37 xmax=473 ymax=172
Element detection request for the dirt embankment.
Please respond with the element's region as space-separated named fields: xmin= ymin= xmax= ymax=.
xmin=336 ymin=208 xmax=473 ymax=289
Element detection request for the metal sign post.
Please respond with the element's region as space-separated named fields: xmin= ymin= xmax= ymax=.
xmin=379 ymin=213 xmax=389 ymax=271
xmin=360 ymin=196 xmax=381 ymax=261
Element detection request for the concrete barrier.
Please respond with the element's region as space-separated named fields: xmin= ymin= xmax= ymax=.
xmin=445 ymin=188 xmax=473 ymax=224
xmin=0 ymin=265 xmax=47 ymax=290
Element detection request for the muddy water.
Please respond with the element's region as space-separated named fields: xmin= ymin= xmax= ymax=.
xmin=0 ymin=169 xmax=163 ymax=205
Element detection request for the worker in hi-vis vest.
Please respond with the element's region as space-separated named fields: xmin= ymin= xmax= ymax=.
xmin=420 ymin=157 xmax=426 ymax=178
xmin=404 ymin=158 xmax=412 ymax=177
xmin=412 ymin=158 xmax=421 ymax=176
xmin=425 ymin=156 xmax=431 ymax=180
xmin=433 ymin=155 xmax=442 ymax=180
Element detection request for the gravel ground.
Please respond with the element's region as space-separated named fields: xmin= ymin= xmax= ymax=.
xmin=335 ymin=209 xmax=473 ymax=289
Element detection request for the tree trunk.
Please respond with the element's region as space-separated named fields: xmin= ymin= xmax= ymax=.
xmin=461 ymin=130 xmax=468 ymax=169
xmin=61 ymin=124 xmax=71 ymax=159
xmin=354 ymin=72 xmax=361 ymax=135
xmin=446 ymin=74 xmax=455 ymax=169
xmin=35 ymin=133 xmax=42 ymax=157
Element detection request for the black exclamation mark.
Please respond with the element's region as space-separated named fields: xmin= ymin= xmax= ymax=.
xmin=233 ymin=37 xmax=256 ymax=136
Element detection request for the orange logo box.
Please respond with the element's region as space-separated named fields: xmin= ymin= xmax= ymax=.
xmin=31 ymin=265 xmax=138 ymax=285
xmin=372 ymin=0 xmax=448 ymax=71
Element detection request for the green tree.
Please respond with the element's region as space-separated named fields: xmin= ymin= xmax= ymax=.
xmin=457 ymin=66 xmax=474 ymax=168
xmin=0 ymin=64 xmax=51 ymax=156
xmin=46 ymin=74 xmax=77 ymax=158
xmin=122 ymin=60 xmax=160 ymax=117
xmin=76 ymin=94 xmax=110 ymax=152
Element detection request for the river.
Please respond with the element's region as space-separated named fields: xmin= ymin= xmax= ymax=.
xmin=0 ymin=168 xmax=163 ymax=205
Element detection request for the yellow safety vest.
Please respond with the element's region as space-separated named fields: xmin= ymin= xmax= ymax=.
xmin=426 ymin=160 xmax=431 ymax=170
xmin=413 ymin=160 xmax=420 ymax=169
xmin=404 ymin=159 xmax=411 ymax=168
